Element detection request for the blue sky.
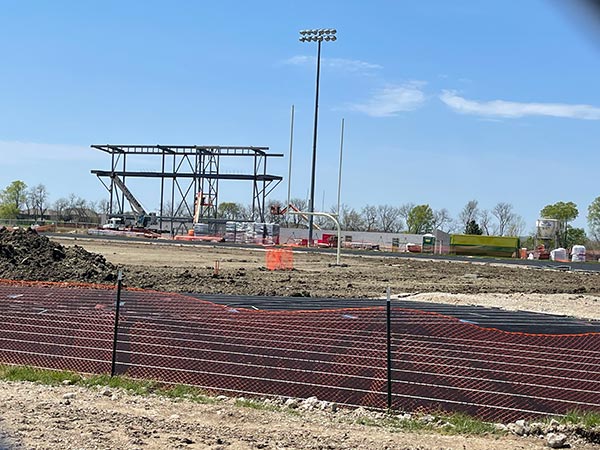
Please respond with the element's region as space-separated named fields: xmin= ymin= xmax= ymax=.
xmin=1 ymin=0 xmax=600 ymax=231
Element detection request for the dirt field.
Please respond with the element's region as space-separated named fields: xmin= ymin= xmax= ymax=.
xmin=55 ymin=236 xmax=600 ymax=320
xmin=2 ymin=231 xmax=600 ymax=449
xmin=1 ymin=380 xmax=594 ymax=450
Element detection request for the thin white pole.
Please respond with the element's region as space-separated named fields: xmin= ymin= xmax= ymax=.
xmin=336 ymin=118 xmax=345 ymax=216
xmin=287 ymin=105 xmax=295 ymax=209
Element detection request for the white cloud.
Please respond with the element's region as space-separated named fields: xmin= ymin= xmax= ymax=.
xmin=283 ymin=55 xmax=382 ymax=73
xmin=440 ymin=90 xmax=600 ymax=120
xmin=347 ymin=82 xmax=427 ymax=117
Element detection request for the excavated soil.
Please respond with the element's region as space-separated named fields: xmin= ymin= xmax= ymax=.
xmin=0 ymin=228 xmax=117 ymax=283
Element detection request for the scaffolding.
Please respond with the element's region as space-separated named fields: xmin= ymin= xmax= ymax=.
xmin=91 ymin=145 xmax=283 ymax=235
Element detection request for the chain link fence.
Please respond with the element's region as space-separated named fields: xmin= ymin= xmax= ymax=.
xmin=0 ymin=279 xmax=599 ymax=422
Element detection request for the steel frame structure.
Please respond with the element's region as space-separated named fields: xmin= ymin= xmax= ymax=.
xmin=91 ymin=144 xmax=283 ymax=234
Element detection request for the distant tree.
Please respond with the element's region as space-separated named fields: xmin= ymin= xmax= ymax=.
xmin=566 ymin=226 xmax=586 ymax=249
xmin=398 ymin=203 xmax=415 ymax=228
xmin=377 ymin=205 xmax=402 ymax=232
xmin=588 ymin=196 xmax=600 ymax=242
xmin=406 ymin=204 xmax=434 ymax=234
xmin=1 ymin=180 xmax=27 ymax=209
xmin=56 ymin=194 xmax=95 ymax=222
xmin=361 ymin=205 xmax=377 ymax=231
xmin=27 ymin=184 xmax=49 ymax=220
xmin=459 ymin=200 xmax=479 ymax=233
xmin=506 ymin=216 xmax=526 ymax=237
xmin=492 ymin=202 xmax=517 ymax=236
xmin=431 ymin=208 xmax=452 ymax=232
xmin=338 ymin=204 xmax=364 ymax=231
xmin=217 ymin=202 xmax=242 ymax=220
xmin=465 ymin=220 xmax=483 ymax=235
xmin=53 ymin=198 xmax=70 ymax=221
xmin=96 ymin=198 xmax=111 ymax=216
xmin=0 ymin=180 xmax=28 ymax=219
xmin=0 ymin=203 xmax=19 ymax=219
xmin=479 ymin=209 xmax=492 ymax=235
xmin=540 ymin=201 xmax=579 ymax=247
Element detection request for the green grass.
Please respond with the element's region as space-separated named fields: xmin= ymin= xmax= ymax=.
xmin=442 ymin=412 xmax=499 ymax=435
xmin=0 ymin=365 xmax=82 ymax=385
xmin=558 ymin=409 xmax=600 ymax=428
xmin=0 ymin=364 xmax=213 ymax=403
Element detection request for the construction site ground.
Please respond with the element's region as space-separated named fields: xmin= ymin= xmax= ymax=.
xmin=1 ymin=230 xmax=600 ymax=449
xmin=53 ymin=235 xmax=600 ymax=321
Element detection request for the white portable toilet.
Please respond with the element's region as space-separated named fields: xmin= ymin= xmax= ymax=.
xmin=571 ymin=245 xmax=586 ymax=262
xmin=550 ymin=248 xmax=567 ymax=262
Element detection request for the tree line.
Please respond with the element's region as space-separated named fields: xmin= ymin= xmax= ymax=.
xmin=2 ymin=180 xmax=599 ymax=247
xmin=0 ymin=180 xmax=109 ymax=223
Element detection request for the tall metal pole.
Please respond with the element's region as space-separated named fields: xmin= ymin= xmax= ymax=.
xmin=300 ymin=28 xmax=336 ymax=245
xmin=307 ymin=39 xmax=322 ymax=246
xmin=287 ymin=105 xmax=295 ymax=209
xmin=336 ymin=118 xmax=345 ymax=217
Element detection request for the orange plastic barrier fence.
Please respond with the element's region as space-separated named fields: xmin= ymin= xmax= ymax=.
xmin=266 ymin=248 xmax=293 ymax=270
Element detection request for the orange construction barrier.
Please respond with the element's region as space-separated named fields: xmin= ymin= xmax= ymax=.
xmin=266 ymin=248 xmax=294 ymax=271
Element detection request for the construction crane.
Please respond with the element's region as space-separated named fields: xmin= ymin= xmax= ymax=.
xmin=110 ymin=175 xmax=154 ymax=227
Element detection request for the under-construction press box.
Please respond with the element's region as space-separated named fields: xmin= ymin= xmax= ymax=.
xmin=193 ymin=221 xmax=280 ymax=245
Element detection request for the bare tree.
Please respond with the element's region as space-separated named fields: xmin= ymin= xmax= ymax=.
xmin=67 ymin=194 xmax=93 ymax=222
xmin=398 ymin=203 xmax=415 ymax=228
xmin=479 ymin=209 xmax=493 ymax=236
xmin=361 ymin=205 xmax=377 ymax=231
xmin=53 ymin=198 xmax=70 ymax=221
xmin=459 ymin=200 xmax=479 ymax=232
xmin=97 ymin=199 xmax=111 ymax=216
xmin=492 ymin=202 xmax=516 ymax=236
xmin=338 ymin=204 xmax=364 ymax=231
xmin=506 ymin=215 xmax=526 ymax=237
xmin=29 ymin=184 xmax=49 ymax=219
xmin=238 ymin=204 xmax=253 ymax=221
xmin=377 ymin=205 xmax=402 ymax=232
xmin=431 ymin=208 xmax=452 ymax=232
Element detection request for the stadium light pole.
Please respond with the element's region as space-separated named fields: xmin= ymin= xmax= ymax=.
xmin=299 ymin=28 xmax=337 ymax=245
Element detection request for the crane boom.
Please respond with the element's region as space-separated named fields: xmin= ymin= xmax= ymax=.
xmin=110 ymin=174 xmax=147 ymax=216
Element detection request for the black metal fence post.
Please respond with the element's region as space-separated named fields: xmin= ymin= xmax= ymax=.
xmin=111 ymin=269 xmax=123 ymax=377
xmin=386 ymin=286 xmax=392 ymax=410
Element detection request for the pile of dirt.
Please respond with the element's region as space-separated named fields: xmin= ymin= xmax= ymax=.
xmin=0 ymin=227 xmax=118 ymax=283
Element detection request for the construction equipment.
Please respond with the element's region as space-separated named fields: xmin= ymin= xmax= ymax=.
xmin=110 ymin=175 xmax=155 ymax=227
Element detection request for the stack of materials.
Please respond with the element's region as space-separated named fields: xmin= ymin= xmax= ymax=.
xmin=571 ymin=245 xmax=586 ymax=262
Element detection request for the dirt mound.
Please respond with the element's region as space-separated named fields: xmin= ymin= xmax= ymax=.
xmin=0 ymin=227 xmax=118 ymax=283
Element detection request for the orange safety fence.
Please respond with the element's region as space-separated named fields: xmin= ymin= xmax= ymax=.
xmin=1 ymin=278 xmax=600 ymax=422
xmin=265 ymin=248 xmax=294 ymax=270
